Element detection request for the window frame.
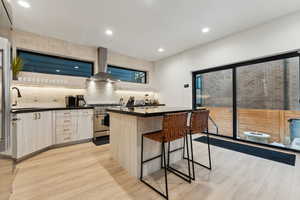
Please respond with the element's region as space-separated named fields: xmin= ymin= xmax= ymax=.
xmin=107 ymin=64 xmax=147 ymax=84
xmin=195 ymin=75 xmax=203 ymax=106
xmin=17 ymin=49 xmax=94 ymax=78
xmin=192 ymin=50 xmax=300 ymax=153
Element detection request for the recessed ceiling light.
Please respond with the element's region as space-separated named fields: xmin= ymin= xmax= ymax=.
xmin=18 ymin=0 xmax=31 ymax=8
xmin=56 ymin=69 xmax=60 ymax=72
xmin=74 ymin=66 xmax=79 ymax=69
xmin=105 ymin=29 xmax=113 ymax=36
xmin=202 ymin=27 xmax=210 ymax=33
xmin=158 ymin=48 xmax=165 ymax=52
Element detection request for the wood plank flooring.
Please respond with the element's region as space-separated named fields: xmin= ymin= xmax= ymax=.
xmin=0 ymin=157 xmax=13 ymax=200
xmin=10 ymin=138 xmax=300 ymax=200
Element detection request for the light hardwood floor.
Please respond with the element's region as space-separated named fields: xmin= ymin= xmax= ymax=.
xmin=0 ymin=157 xmax=13 ymax=200
xmin=10 ymin=138 xmax=300 ymax=200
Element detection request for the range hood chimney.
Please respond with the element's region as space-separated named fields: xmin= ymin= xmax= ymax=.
xmin=89 ymin=47 xmax=118 ymax=82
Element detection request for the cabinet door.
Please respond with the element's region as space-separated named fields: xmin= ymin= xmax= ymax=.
xmin=37 ymin=112 xmax=53 ymax=150
xmin=77 ymin=110 xmax=93 ymax=140
xmin=16 ymin=113 xmax=37 ymax=158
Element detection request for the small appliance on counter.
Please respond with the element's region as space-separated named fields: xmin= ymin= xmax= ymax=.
xmin=126 ymin=96 xmax=135 ymax=107
xmin=76 ymin=95 xmax=86 ymax=107
xmin=144 ymin=94 xmax=150 ymax=105
xmin=65 ymin=96 xmax=76 ymax=107
xmin=119 ymin=97 xmax=125 ymax=107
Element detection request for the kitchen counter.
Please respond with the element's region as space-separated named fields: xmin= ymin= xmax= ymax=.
xmin=11 ymin=106 xmax=94 ymax=114
xmin=107 ymin=106 xmax=204 ymax=117
xmin=109 ymin=106 xmax=206 ymax=178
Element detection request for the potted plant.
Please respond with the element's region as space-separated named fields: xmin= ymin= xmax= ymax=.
xmin=12 ymin=56 xmax=23 ymax=80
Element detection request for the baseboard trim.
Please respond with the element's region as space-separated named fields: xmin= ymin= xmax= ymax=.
xmin=16 ymin=138 xmax=92 ymax=163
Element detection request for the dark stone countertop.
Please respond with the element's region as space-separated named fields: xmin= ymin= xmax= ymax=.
xmin=107 ymin=106 xmax=206 ymax=117
xmin=11 ymin=106 xmax=94 ymax=114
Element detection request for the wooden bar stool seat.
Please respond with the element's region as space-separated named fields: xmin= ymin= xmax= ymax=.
xmin=140 ymin=112 xmax=192 ymax=200
xmin=144 ymin=131 xmax=164 ymax=142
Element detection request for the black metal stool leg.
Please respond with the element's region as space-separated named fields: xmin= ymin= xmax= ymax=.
xmin=140 ymin=134 xmax=144 ymax=180
xmin=185 ymin=134 xmax=192 ymax=183
xmin=167 ymin=142 xmax=171 ymax=167
xmin=140 ymin=135 xmax=169 ymax=199
xmin=140 ymin=134 xmax=192 ymax=199
xmin=162 ymin=142 xmax=169 ymax=200
xmin=206 ymin=131 xmax=212 ymax=170
xmin=183 ymin=133 xmax=212 ymax=171
xmin=182 ymin=136 xmax=186 ymax=159
xmin=189 ymin=132 xmax=196 ymax=180
xmin=167 ymin=137 xmax=192 ymax=183
xmin=161 ymin=142 xmax=164 ymax=169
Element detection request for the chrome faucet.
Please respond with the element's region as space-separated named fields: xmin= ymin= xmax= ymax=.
xmin=12 ymin=87 xmax=22 ymax=107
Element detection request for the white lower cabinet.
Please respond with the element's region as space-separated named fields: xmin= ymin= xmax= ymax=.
xmin=14 ymin=111 xmax=52 ymax=159
xmin=54 ymin=109 xmax=93 ymax=144
xmin=55 ymin=110 xmax=78 ymax=144
xmin=77 ymin=110 xmax=93 ymax=140
xmin=37 ymin=112 xmax=53 ymax=150
xmin=14 ymin=109 xmax=93 ymax=159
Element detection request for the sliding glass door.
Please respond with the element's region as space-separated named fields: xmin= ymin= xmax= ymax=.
xmin=193 ymin=52 xmax=300 ymax=152
xmin=195 ymin=69 xmax=233 ymax=137
xmin=236 ymin=57 xmax=300 ymax=150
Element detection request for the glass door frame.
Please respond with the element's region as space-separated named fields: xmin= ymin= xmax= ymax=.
xmin=192 ymin=51 xmax=300 ymax=153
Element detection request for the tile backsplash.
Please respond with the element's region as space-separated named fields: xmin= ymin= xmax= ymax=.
xmin=12 ymin=81 xmax=158 ymax=107
xmin=11 ymin=86 xmax=86 ymax=107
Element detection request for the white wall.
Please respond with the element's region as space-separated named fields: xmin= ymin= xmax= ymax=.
xmin=155 ymin=11 xmax=300 ymax=107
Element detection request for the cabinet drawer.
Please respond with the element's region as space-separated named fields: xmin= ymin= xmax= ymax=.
xmin=78 ymin=110 xmax=94 ymax=115
xmin=55 ymin=119 xmax=74 ymax=126
xmin=56 ymin=126 xmax=73 ymax=133
xmin=56 ymin=133 xmax=73 ymax=144
xmin=55 ymin=110 xmax=77 ymax=117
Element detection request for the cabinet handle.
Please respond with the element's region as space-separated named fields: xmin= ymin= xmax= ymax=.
xmin=38 ymin=113 xmax=41 ymax=119
xmin=12 ymin=118 xmax=21 ymax=121
xmin=33 ymin=113 xmax=37 ymax=120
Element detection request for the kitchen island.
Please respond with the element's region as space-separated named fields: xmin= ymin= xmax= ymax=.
xmin=107 ymin=107 xmax=203 ymax=178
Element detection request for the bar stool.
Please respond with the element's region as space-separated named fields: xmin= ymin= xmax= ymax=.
xmin=140 ymin=112 xmax=192 ymax=200
xmin=183 ymin=109 xmax=212 ymax=180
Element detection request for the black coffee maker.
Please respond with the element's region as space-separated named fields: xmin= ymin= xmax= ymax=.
xmin=65 ymin=96 xmax=76 ymax=107
xmin=76 ymin=95 xmax=86 ymax=107
xmin=126 ymin=96 xmax=135 ymax=107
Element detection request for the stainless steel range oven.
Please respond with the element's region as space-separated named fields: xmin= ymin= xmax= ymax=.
xmin=89 ymin=104 xmax=120 ymax=139
xmin=94 ymin=112 xmax=109 ymax=137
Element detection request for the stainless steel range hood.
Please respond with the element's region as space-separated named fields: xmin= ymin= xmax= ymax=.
xmin=89 ymin=47 xmax=118 ymax=82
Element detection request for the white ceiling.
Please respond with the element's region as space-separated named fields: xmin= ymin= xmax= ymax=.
xmin=10 ymin=0 xmax=300 ymax=61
